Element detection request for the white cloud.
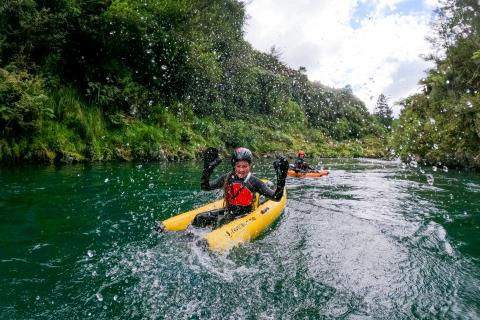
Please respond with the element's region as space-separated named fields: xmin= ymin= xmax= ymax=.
xmin=242 ymin=0 xmax=438 ymax=115
xmin=423 ymin=0 xmax=441 ymax=8
xmin=367 ymin=0 xmax=405 ymax=14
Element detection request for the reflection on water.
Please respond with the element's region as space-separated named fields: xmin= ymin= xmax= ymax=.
xmin=1 ymin=159 xmax=479 ymax=319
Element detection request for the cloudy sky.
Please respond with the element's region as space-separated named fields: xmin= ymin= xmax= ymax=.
xmin=242 ymin=0 xmax=440 ymax=115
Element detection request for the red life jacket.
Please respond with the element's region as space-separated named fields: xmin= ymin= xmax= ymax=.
xmin=225 ymin=173 xmax=253 ymax=207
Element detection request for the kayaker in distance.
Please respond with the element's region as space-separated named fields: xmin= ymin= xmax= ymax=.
xmin=292 ymin=150 xmax=316 ymax=173
xmin=193 ymin=147 xmax=289 ymax=228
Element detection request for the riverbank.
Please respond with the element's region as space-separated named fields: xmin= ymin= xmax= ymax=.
xmin=0 ymin=106 xmax=390 ymax=165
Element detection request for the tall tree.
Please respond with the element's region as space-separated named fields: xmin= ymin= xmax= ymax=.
xmin=374 ymin=94 xmax=393 ymax=129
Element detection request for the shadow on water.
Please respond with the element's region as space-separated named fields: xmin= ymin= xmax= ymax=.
xmin=1 ymin=159 xmax=480 ymax=319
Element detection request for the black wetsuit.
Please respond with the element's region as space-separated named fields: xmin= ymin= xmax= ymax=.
xmin=293 ymin=158 xmax=315 ymax=172
xmin=193 ymin=172 xmax=284 ymax=228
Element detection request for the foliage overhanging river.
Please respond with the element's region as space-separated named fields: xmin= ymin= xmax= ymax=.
xmin=1 ymin=158 xmax=479 ymax=319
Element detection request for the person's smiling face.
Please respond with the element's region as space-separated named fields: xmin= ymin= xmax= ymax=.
xmin=234 ymin=160 xmax=250 ymax=178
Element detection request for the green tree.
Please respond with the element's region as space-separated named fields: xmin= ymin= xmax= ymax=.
xmin=393 ymin=0 xmax=480 ymax=168
xmin=374 ymin=94 xmax=393 ymax=129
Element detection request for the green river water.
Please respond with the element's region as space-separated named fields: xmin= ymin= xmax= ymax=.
xmin=1 ymin=158 xmax=479 ymax=319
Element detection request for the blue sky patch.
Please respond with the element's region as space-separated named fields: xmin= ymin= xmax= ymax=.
xmin=350 ymin=0 xmax=428 ymax=29
xmin=394 ymin=0 xmax=427 ymax=15
xmin=350 ymin=2 xmax=376 ymax=29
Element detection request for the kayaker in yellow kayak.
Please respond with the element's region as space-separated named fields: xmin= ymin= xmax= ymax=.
xmin=292 ymin=150 xmax=316 ymax=173
xmin=193 ymin=147 xmax=288 ymax=228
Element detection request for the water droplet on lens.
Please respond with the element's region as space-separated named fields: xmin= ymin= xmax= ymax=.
xmin=426 ymin=174 xmax=434 ymax=185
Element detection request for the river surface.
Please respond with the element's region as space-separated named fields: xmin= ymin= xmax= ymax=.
xmin=1 ymin=158 xmax=479 ymax=319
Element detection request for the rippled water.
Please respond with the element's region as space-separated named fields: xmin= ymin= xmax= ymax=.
xmin=1 ymin=159 xmax=479 ymax=319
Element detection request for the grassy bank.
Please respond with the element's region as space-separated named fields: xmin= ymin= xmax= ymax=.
xmin=0 ymin=87 xmax=387 ymax=164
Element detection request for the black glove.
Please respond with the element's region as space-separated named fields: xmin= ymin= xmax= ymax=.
xmin=272 ymin=156 xmax=288 ymax=201
xmin=273 ymin=156 xmax=289 ymax=179
xmin=203 ymin=147 xmax=222 ymax=171
xmin=201 ymin=147 xmax=222 ymax=190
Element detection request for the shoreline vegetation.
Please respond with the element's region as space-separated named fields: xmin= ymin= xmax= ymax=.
xmin=0 ymin=0 xmax=478 ymax=168
xmin=0 ymin=82 xmax=390 ymax=164
xmin=0 ymin=74 xmax=390 ymax=164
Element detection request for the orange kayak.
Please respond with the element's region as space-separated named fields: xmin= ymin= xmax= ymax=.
xmin=287 ymin=170 xmax=329 ymax=178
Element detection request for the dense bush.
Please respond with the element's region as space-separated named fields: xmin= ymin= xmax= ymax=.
xmin=0 ymin=68 xmax=52 ymax=138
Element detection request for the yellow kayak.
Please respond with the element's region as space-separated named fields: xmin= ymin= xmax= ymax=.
xmin=157 ymin=186 xmax=287 ymax=251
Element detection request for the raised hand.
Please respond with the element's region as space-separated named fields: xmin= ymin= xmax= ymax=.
xmin=273 ymin=156 xmax=289 ymax=178
xmin=203 ymin=147 xmax=222 ymax=171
